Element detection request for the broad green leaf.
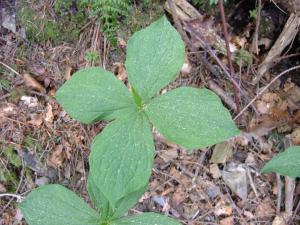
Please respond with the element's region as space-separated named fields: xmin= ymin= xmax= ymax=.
xmin=125 ymin=16 xmax=185 ymax=101
xmin=87 ymin=175 xmax=111 ymax=217
xmin=261 ymin=146 xmax=300 ymax=178
xmin=87 ymin=175 xmax=146 ymax=219
xmin=56 ymin=67 xmax=135 ymax=124
xmin=19 ymin=184 xmax=100 ymax=225
xmin=112 ymin=213 xmax=181 ymax=225
xmin=145 ymin=87 xmax=239 ymax=149
xmin=89 ymin=112 xmax=154 ymax=216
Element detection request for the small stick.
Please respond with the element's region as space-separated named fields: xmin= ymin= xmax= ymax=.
xmin=234 ymin=65 xmax=300 ymax=120
xmin=251 ymin=0 xmax=262 ymax=55
xmin=0 ymin=61 xmax=22 ymax=78
xmin=218 ymin=0 xmax=240 ymax=110
xmin=0 ymin=193 xmax=23 ymax=201
xmin=207 ymin=80 xmax=237 ymax=112
xmin=285 ymin=177 xmax=295 ymax=216
xmin=276 ymin=173 xmax=282 ymax=214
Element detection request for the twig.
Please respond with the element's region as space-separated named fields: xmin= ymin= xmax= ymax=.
xmin=167 ymin=0 xmax=193 ymax=48
xmin=218 ymin=0 xmax=240 ymax=110
xmin=167 ymin=0 xmax=235 ymax=95
xmin=0 ymin=93 xmax=12 ymax=101
xmin=289 ymin=199 xmax=300 ymax=224
xmin=276 ymin=173 xmax=282 ymax=214
xmin=0 ymin=193 xmax=23 ymax=201
xmin=285 ymin=177 xmax=295 ymax=216
xmin=234 ymin=65 xmax=300 ymax=120
xmin=0 ymin=61 xmax=22 ymax=78
xmin=253 ymin=14 xmax=300 ymax=84
xmin=251 ymin=0 xmax=262 ymax=55
xmin=207 ymin=80 xmax=237 ymax=112
xmin=218 ymin=0 xmax=234 ymax=78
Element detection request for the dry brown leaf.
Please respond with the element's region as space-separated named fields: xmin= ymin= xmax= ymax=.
xmin=220 ymin=216 xmax=234 ymax=225
xmin=0 ymin=103 xmax=17 ymax=122
xmin=48 ymin=145 xmax=65 ymax=168
xmin=209 ymin=164 xmax=222 ymax=179
xmin=171 ymin=186 xmax=187 ymax=207
xmin=255 ymin=197 xmax=275 ymax=218
xmin=0 ymin=183 xmax=7 ymax=192
xmin=64 ymin=66 xmax=72 ymax=81
xmin=210 ymin=141 xmax=232 ymax=164
xmin=28 ymin=113 xmax=43 ymax=126
xmin=214 ymin=199 xmax=233 ymax=216
xmin=159 ymin=148 xmax=178 ymax=163
xmin=272 ymin=212 xmax=290 ymax=225
xmin=114 ymin=63 xmax=127 ymax=81
xmin=222 ymin=164 xmax=248 ymax=200
xmin=291 ymin=127 xmax=300 ymax=145
xmin=117 ymin=37 xmax=127 ymax=47
xmin=45 ymin=103 xmax=54 ymax=124
xmin=23 ymin=73 xmax=46 ymax=93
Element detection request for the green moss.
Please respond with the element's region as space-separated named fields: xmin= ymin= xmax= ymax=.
xmin=18 ymin=0 xmax=86 ymax=44
xmin=120 ymin=0 xmax=164 ymax=37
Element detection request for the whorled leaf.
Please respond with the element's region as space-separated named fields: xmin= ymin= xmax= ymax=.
xmin=145 ymin=87 xmax=239 ymax=149
xmin=56 ymin=67 xmax=135 ymax=124
xmin=261 ymin=146 xmax=300 ymax=178
xmin=125 ymin=16 xmax=185 ymax=101
xmin=111 ymin=213 xmax=181 ymax=225
xmin=89 ymin=112 xmax=154 ymax=216
xmin=19 ymin=184 xmax=100 ymax=225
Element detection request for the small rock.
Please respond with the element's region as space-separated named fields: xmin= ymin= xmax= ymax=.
xmin=35 ymin=177 xmax=50 ymax=186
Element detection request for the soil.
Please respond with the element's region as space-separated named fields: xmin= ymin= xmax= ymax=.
xmin=1 ymin=0 xmax=300 ymax=225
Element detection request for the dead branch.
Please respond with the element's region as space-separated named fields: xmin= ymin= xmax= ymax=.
xmin=253 ymin=14 xmax=300 ymax=85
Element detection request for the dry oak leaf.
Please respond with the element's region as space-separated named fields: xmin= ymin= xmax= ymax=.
xmin=23 ymin=73 xmax=46 ymax=93
xmin=47 ymin=145 xmax=65 ymax=168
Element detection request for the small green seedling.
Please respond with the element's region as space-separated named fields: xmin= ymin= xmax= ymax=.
xmin=19 ymin=16 xmax=239 ymax=225
xmin=261 ymin=146 xmax=300 ymax=178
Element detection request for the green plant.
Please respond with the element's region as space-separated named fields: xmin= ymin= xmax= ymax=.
xmin=19 ymin=16 xmax=239 ymax=225
xmin=85 ymin=51 xmax=100 ymax=62
xmin=261 ymin=146 xmax=300 ymax=178
xmin=81 ymin=0 xmax=131 ymax=45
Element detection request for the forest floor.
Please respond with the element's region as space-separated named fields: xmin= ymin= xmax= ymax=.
xmin=1 ymin=0 xmax=300 ymax=224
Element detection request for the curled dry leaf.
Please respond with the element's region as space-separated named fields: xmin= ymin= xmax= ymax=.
xmin=210 ymin=164 xmax=222 ymax=179
xmin=113 ymin=63 xmax=128 ymax=81
xmin=28 ymin=113 xmax=43 ymax=126
xmin=291 ymin=127 xmax=300 ymax=145
xmin=44 ymin=103 xmax=54 ymax=124
xmin=222 ymin=163 xmax=248 ymax=200
xmin=23 ymin=73 xmax=46 ymax=93
xmin=220 ymin=216 xmax=234 ymax=225
xmin=64 ymin=66 xmax=72 ymax=81
xmin=48 ymin=145 xmax=65 ymax=168
xmin=210 ymin=141 xmax=233 ymax=164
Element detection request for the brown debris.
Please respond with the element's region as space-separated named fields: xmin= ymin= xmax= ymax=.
xmin=23 ymin=73 xmax=46 ymax=93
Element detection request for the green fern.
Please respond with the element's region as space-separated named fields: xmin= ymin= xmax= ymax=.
xmin=81 ymin=0 xmax=132 ymax=45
